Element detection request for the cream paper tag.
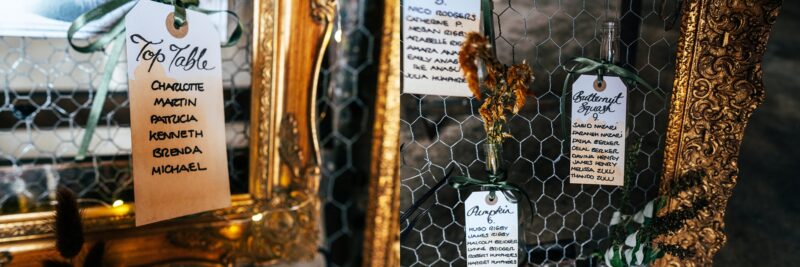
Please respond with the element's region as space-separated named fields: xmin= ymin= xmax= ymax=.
xmin=569 ymin=75 xmax=627 ymax=186
xmin=402 ymin=0 xmax=480 ymax=97
xmin=465 ymin=191 xmax=518 ymax=267
xmin=125 ymin=0 xmax=230 ymax=226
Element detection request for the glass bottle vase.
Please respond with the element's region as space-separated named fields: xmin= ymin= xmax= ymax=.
xmin=483 ymin=142 xmax=505 ymax=179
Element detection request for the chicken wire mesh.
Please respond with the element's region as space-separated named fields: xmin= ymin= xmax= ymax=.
xmin=400 ymin=0 xmax=679 ymax=266
xmin=317 ymin=0 xmax=383 ymax=266
xmin=0 ymin=1 xmax=252 ymax=214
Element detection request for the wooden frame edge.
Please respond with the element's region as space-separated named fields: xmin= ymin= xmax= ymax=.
xmin=362 ymin=0 xmax=401 ymax=266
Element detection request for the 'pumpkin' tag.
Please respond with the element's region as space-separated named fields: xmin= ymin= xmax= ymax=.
xmin=465 ymin=191 xmax=519 ymax=267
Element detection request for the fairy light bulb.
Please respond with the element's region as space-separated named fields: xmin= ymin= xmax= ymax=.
xmin=334 ymin=1 xmax=342 ymax=43
xmin=334 ymin=29 xmax=342 ymax=43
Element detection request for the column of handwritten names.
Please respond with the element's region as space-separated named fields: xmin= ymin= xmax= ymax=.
xmin=570 ymin=121 xmax=623 ymax=183
xmin=403 ymin=4 xmax=476 ymax=83
xmin=147 ymin=81 xmax=208 ymax=175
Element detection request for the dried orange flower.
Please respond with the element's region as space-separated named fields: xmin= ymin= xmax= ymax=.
xmin=458 ymin=32 xmax=535 ymax=144
xmin=508 ymin=63 xmax=533 ymax=113
xmin=459 ymin=33 xmax=485 ymax=100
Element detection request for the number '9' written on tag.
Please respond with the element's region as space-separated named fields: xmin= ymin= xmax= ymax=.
xmin=130 ymin=34 xmax=216 ymax=73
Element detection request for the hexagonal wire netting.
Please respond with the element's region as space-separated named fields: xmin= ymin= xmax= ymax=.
xmin=400 ymin=0 xmax=679 ymax=266
xmin=316 ymin=0 xmax=383 ymax=266
xmin=0 ymin=1 xmax=252 ymax=213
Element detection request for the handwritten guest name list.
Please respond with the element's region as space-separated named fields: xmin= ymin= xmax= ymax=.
xmin=402 ymin=0 xmax=480 ymax=97
xmin=126 ymin=0 xmax=230 ymax=226
xmin=569 ymin=75 xmax=627 ymax=186
xmin=465 ymin=191 xmax=518 ymax=267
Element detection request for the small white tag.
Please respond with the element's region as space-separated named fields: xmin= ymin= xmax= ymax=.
xmin=569 ymin=75 xmax=627 ymax=186
xmin=125 ymin=0 xmax=230 ymax=226
xmin=402 ymin=0 xmax=480 ymax=97
xmin=465 ymin=191 xmax=518 ymax=267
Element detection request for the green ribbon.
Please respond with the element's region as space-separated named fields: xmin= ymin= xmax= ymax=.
xmin=449 ymin=174 xmax=536 ymax=221
xmin=480 ymin=0 xmax=496 ymax=55
xmin=400 ymin=169 xmax=536 ymax=241
xmin=171 ymin=0 xmax=194 ymax=29
xmin=559 ymin=57 xmax=666 ymax=153
xmin=68 ymin=0 xmax=242 ymax=160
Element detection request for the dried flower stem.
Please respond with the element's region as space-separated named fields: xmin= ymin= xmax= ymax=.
xmin=459 ymin=32 xmax=534 ymax=144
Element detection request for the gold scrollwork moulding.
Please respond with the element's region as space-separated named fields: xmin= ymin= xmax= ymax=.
xmin=0 ymin=0 xmax=336 ymax=265
xmin=655 ymin=0 xmax=782 ymax=266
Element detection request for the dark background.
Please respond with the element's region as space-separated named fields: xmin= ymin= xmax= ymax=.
xmin=714 ymin=1 xmax=800 ymax=266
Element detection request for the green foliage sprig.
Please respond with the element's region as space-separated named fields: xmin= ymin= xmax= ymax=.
xmin=595 ymin=146 xmax=710 ymax=266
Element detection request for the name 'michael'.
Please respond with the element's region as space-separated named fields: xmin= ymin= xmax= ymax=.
xmin=151 ymin=162 xmax=207 ymax=175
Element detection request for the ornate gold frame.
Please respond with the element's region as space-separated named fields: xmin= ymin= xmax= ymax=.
xmin=0 ymin=0 xmax=336 ymax=265
xmin=655 ymin=0 xmax=782 ymax=266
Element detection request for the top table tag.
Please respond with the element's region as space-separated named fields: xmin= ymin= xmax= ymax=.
xmin=125 ymin=0 xmax=230 ymax=226
xmin=402 ymin=0 xmax=480 ymax=97
xmin=569 ymin=75 xmax=627 ymax=186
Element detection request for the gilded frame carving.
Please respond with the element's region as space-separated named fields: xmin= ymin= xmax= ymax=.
xmin=0 ymin=0 xmax=336 ymax=265
xmin=655 ymin=0 xmax=782 ymax=266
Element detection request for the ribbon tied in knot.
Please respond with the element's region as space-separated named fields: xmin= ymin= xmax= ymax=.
xmin=559 ymin=57 xmax=666 ymax=153
xmin=67 ymin=0 xmax=242 ymax=160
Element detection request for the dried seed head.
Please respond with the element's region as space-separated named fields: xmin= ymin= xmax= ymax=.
xmin=458 ymin=32 xmax=535 ymax=143
xmin=459 ymin=32 xmax=489 ymax=100
xmin=507 ymin=64 xmax=534 ymax=113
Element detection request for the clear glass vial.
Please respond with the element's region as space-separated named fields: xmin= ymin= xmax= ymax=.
xmin=600 ymin=20 xmax=620 ymax=63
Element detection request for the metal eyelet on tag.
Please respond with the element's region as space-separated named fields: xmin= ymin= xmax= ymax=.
xmin=594 ymin=78 xmax=607 ymax=92
xmin=166 ymin=12 xmax=189 ymax=38
xmin=485 ymin=193 xmax=497 ymax=205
